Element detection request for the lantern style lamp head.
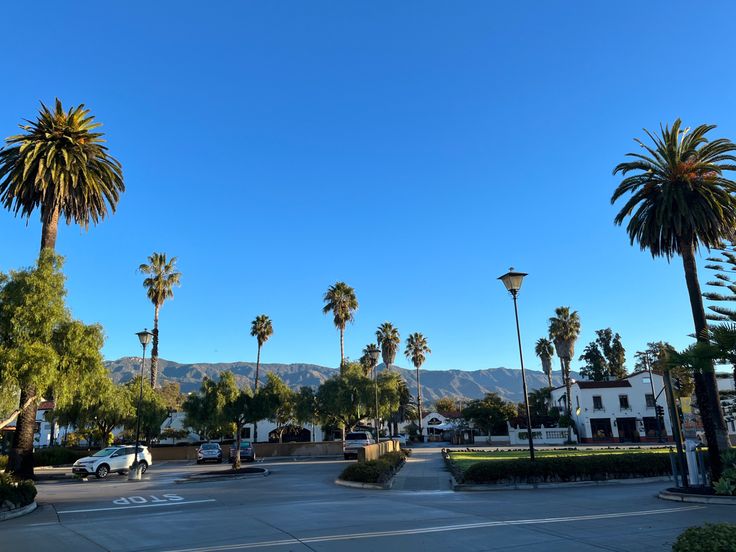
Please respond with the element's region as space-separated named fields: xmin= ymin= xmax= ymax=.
xmin=498 ymin=267 xmax=527 ymax=297
xmin=136 ymin=329 xmax=154 ymax=347
xmin=368 ymin=348 xmax=380 ymax=364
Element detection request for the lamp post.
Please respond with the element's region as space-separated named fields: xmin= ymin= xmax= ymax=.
xmin=129 ymin=329 xmax=153 ymax=481
xmin=368 ymin=348 xmax=381 ymax=443
xmin=498 ymin=268 xmax=535 ymax=461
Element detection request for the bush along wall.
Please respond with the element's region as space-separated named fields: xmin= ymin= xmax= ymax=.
xmin=340 ymin=451 xmax=408 ymax=485
xmin=461 ymin=453 xmax=671 ymax=485
xmin=0 ymin=473 xmax=37 ymax=511
xmin=33 ymin=447 xmax=94 ymax=467
xmin=672 ymin=523 xmax=736 ymax=552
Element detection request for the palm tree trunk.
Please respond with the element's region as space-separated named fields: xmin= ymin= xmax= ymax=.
xmin=564 ymin=357 xmax=573 ymax=442
xmin=40 ymin=206 xmax=59 ymax=251
xmin=681 ymin=242 xmax=729 ymax=479
xmin=233 ymin=421 xmax=242 ymax=470
xmin=340 ymin=328 xmax=345 ymax=368
xmin=7 ymin=386 xmax=37 ymax=478
xmin=416 ymin=364 xmax=423 ymax=441
xmin=253 ymin=344 xmax=261 ymax=443
xmin=150 ymin=306 xmax=160 ymax=388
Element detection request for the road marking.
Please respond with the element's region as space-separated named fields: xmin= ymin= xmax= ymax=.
xmin=161 ymin=505 xmax=704 ymax=551
xmin=57 ymin=499 xmax=216 ymax=514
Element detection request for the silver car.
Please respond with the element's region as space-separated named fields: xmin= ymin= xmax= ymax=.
xmin=343 ymin=431 xmax=374 ymax=459
xmin=197 ymin=442 xmax=223 ymax=464
xmin=72 ymin=446 xmax=153 ymax=479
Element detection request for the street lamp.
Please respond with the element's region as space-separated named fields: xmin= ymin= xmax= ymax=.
xmin=498 ymin=268 xmax=535 ymax=461
xmin=129 ymin=328 xmax=153 ymax=481
xmin=368 ymin=348 xmax=381 ymax=443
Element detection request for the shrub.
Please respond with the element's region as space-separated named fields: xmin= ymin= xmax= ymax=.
xmin=340 ymin=450 xmax=408 ymax=484
xmin=461 ymin=452 xmax=671 ymax=484
xmin=33 ymin=447 xmax=93 ymax=467
xmin=672 ymin=523 xmax=736 ymax=552
xmin=0 ymin=472 xmax=37 ymax=510
xmin=0 ymin=455 xmax=7 ymax=471
xmin=713 ymin=449 xmax=736 ymax=496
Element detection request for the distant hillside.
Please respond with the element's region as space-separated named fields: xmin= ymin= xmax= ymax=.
xmin=105 ymin=358 xmax=570 ymax=404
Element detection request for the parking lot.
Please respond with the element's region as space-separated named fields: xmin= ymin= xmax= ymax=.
xmin=4 ymin=448 xmax=736 ymax=551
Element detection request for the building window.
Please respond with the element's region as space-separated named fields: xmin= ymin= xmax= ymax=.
xmin=645 ymin=394 xmax=655 ymax=408
xmin=593 ymin=396 xmax=603 ymax=410
xmin=619 ymin=395 xmax=630 ymax=409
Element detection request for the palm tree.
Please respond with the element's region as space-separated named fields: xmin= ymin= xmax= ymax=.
xmin=250 ymin=314 xmax=273 ymax=443
xmin=361 ymin=343 xmax=381 ymax=377
xmin=706 ymin=323 xmax=736 ymax=389
xmin=612 ymin=119 xmax=736 ymax=478
xmin=535 ymin=338 xmax=555 ymax=387
xmin=376 ymin=322 xmax=400 ymax=371
xmin=139 ymin=253 xmax=181 ymax=388
xmin=404 ymin=332 xmax=431 ymax=441
xmin=322 ymin=282 xmax=358 ymax=367
xmin=548 ymin=307 xmax=581 ymax=439
xmin=0 ymin=99 xmax=123 ymax=478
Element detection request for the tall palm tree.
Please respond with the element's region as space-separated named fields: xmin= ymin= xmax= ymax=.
xmin=404 ymin=332 xmax=431 ymax=440
xmin=612 ymin=119 xmax=736 ymax=477
xmin=322 ymin=282 xmax=358 ymax=367
xmin=250 ymin=314 xmax=273 ymax=443
xmin=376 ymin=322 xmax=400 ymax=370
xmin=139 ymin=253 xmax=181 ymax=388
xmin=361 ymin=343 xmax=381 ymax=377
xmin=535 ymin=338 xmax=555 ymax=388
xmin=0 ymin=99 xmax=123 ymax=478
xmin=548 ymin=307 xmax=581 ymax=437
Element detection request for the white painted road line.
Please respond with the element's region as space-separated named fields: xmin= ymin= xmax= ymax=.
xmin=57 ymin=499 xmax=216 ymax=514
xmin=162 ymin=505 xmax=705 ymax=552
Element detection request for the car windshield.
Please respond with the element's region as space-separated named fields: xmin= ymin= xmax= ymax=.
xmin=92 ymin=447 xmax=119 ymax=457
xmin=201 ymin=444 xmax=219 ymax=450
xmin=346 ymin=433 xmax=369 ymax=440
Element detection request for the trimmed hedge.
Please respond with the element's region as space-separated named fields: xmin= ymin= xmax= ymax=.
xmin=33 ymin=447 xmax=93 ymax=467
xmin=672 ymin=523 xmax=736 ymax=552
xmin=340 ymin=451 xmax=407 ymax=484
xmin=0 ymin=472 xmax=37 ymax=510
xmin=461 ymin=452 xmax=671 ymax=484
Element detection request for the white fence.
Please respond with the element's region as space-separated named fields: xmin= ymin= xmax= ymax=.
xmin=508 ymin=424 xmax=577 ymax=446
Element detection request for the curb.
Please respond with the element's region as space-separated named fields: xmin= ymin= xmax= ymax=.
xmin=175 ymin=468 xmax=270 ymax=484
xmin=452 ymin=475 xmax=673 ymax=492
xmin=334 ymin=478 xmax=391 ymax=490
xmin=0 ymin=501 xmax=37 ymax=522
xmin=658 ymin=490 xmax=736 ymax=505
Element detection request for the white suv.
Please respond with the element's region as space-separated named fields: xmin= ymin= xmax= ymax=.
xmin=72 ymin=445 xmax=153 ymax=479
xmin=343 ymin=431 xmax=374 ymax=459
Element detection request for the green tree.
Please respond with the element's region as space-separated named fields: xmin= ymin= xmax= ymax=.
xmin=0 ymin=100 xmax=124 ymax=475
xmin=578 ymin=328 xmax=626 ymax=381
xmin=612 ymin=119 xmax=736 ymax=477
xmin=158 ymin=381 xmax=185 ymax=411
xmin=182 ymin=376 xmax=231 ymax=441
xmin=316 ymin=361 xmax=372 ymax=438
xmin=527 ymin=387 xmax=552 ymax=423
xmin=139 ymin=252 xmax=181 ymax=388
xmin=250 ymin=314 xmax=273 ymax=443
xmin=359 ymin=343 xmax=380 ymax=377
xmin=534 ymin=338 xmax=555 ymax=387
xmin=434 ymin=397 xmax=462 ymax=417
xmin=259 ymin=373 xmax=295 ymax=443
xmin=703 ymin=241 xmax=736 ymax=324
xmin=376 ymin=322 xmax=400 ymax=371
xmin=388 ymin=378 xmax=416 ymax=436
xmin=124 ymin=376 xmax=169 ymax=444
xmin=548 ymin=306 xmax=581 ymax=430
xmin=219 ymin=371 xmax=265 ymax=469
xmin=634 ymin=341 xmax=694 ymax=398
xmin=294 ymin=386 xmax=319 ymax=440
xmin=404 ymin=332 xmax=431 ymax=439
xmin=461 ymin=393 xmax=517 ymax=435
xmin=322 ymin=282 xmax=358 ymax=366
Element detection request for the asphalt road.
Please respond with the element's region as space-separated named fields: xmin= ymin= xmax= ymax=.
xmin=4 ymin=449 xmax=736 ymax=551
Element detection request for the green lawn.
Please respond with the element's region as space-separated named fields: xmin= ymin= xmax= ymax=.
xmin=449 ymin=447 xmax=671 ymax=472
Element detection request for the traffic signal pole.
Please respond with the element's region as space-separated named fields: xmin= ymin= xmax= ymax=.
xmin=663 ymin=369 xmax=688 ymax=488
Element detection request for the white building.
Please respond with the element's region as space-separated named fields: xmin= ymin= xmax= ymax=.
xmin=717 ymin=372 xmax=736 ymax=439
xmin=549 ymin=371 xmax=674 ymax=444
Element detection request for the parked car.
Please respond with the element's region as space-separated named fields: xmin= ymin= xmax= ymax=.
xmin=72 ymin=445 xmax=152 ymax=479
xmin=392 ymin=434 xmax=408 ymax=446
xmin=343 ymin=431 xmax=374 ymax=459
xmin=197 ymin=442 xmax=223 ymax=464
xmin=229 ymin=440 xmax=256 ymax=463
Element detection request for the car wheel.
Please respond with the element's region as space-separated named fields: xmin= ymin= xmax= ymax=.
xmin=95 ymin=464 xmax=110 ymax=479
xmin=139 ymin=461 xmax=148 ymax=474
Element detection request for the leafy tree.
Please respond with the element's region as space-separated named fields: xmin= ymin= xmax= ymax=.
xmin=612 ymin=119 xmax=736 ymax=477
xmin=294 ymin=386 xmax=319 ymax=439
xmin=461 ymin=393 xmax=517 ymax=435
xmin=527 ymin=387 xmax=552 ymax=423
xmin=139 ymin=252 xmax=181 ymax=388
xmin=0 ymin=100 xmax=124 ymax=476
xmin=404 ymin=332 xmax=431 ymax=439
xmin=218 ymin=371 xmax=266 ymax=469
xmin=548 ymin=307 xmax=581 ymax=428
xmin=634 ymin=341 xmax=694 ymax=397
xmin=322 ymin=282 xmax=358 ymax=366
xmin=158 ymin=382 xmax=185 ymax=411
xmin=182 ymin=376 xmax=231 ymax=441
xmin=375 ymin=370 xmax=402 ymax=432
xmin=376 ymin=322 xmax=400 ymax=371
xmin=535 ymin=338 xmax=555 ymax=387
xmin=259 ymin=373 xmax=295 ymax=443
xmin=434 ymin=397 xmax=462 ymax=417
xmin=578 ymin=328 xmax=626 ymax=381
xmin=388 ymin=378 xmax=416 ymax=436
xmin=250 ymin=314 xmax=273 ymax=443
xmin=359 ymin=343 xmax=380 ymax=377
xmin=124 ymin=376 xmax=169 ymax=444
xmin=316 ymin=361 xmax=373 ymax=437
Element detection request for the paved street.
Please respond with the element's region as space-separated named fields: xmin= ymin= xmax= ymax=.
xmin=3 ymin=447 xmax=736 ymax=551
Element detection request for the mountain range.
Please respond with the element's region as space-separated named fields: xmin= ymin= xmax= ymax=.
xmin=106 ymin=357 xmax=573 ymax=404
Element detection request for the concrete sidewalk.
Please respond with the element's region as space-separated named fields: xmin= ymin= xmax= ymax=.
xmin=391 ymin=447 xmax=453 ymax=491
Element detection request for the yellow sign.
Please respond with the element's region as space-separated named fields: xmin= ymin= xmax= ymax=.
xmin=680 ymin=397 xmax=692 ymax=414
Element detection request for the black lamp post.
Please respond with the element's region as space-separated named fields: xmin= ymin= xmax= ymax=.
xmin=130 ymin=328 xmax=153 ymax=480
xmin=368 ymin=348 xmax=381 ymax=443
xmin=499 ymin=268 xmax=535 ymax=461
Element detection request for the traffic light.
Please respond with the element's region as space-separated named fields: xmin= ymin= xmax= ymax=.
xmin=655 ymin=405 xmax=665 ymax=418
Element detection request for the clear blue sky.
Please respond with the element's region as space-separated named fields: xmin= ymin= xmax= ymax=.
xmin=2 ymin=2 xmax=735 ymax=375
